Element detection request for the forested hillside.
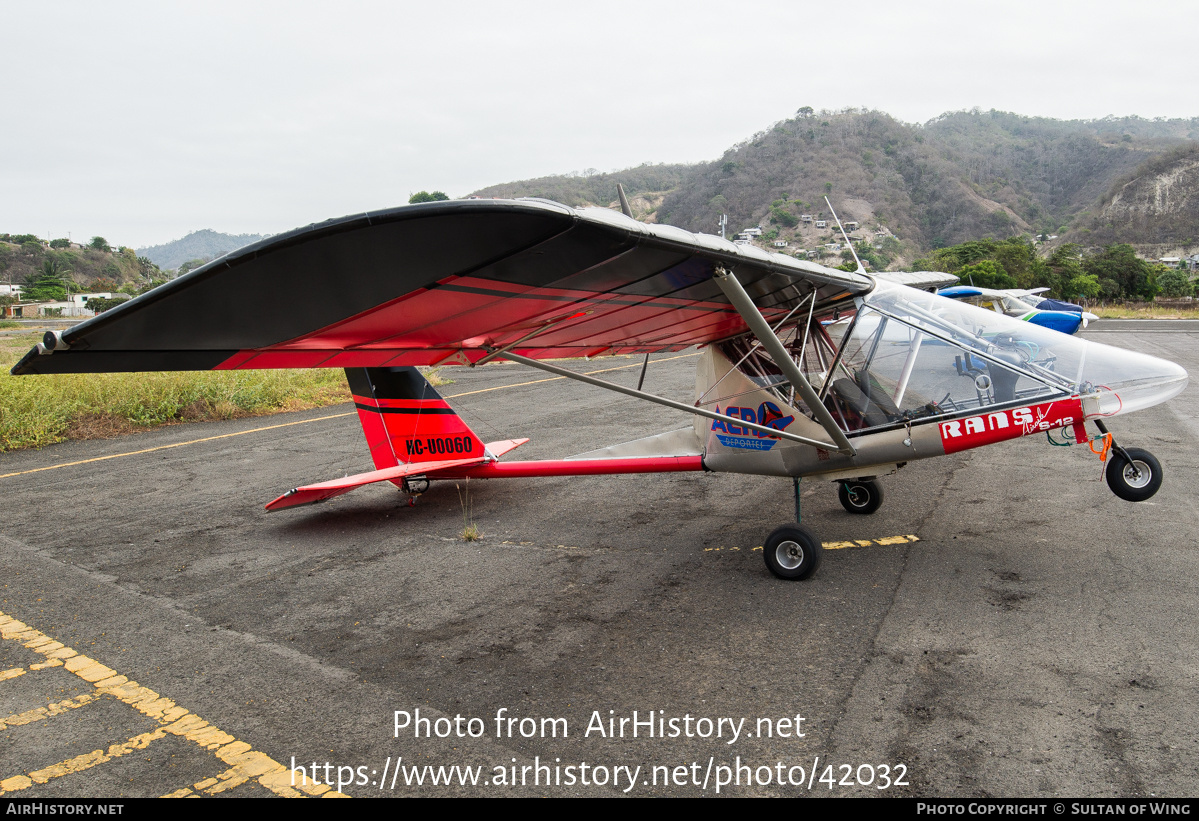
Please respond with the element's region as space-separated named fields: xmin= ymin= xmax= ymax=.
xmin=1073 ymin=143 xmax=1199 ymax=249
xmin=470 ymin=108 xmax=1199 ymax=264
xmin=470 ymin=164 xmax=692 ymax=218
xmin=137 ymin=229 xmax=268 ymax=271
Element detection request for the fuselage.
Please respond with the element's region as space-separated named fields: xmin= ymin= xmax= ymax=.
xmin=697 ymin=281 xmax=1186 ymax=479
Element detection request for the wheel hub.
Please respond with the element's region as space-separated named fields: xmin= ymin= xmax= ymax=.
xmin=776 ymin=540 xmax=805 ymax=570
xmin=1123 ymin=461 xmax=1151 ymax=488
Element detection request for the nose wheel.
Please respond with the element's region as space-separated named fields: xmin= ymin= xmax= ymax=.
xmin=1104 ymin=447 xmax=1162 ymax=502
xmin=1093 ymin=420 xmax=1163 ymax=502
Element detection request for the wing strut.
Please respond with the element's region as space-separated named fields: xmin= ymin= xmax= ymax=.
xmin=617 ymin=184 xmax=634 ymax=218
xmin=488 ymin=349 xmax=846 ymax=451
xmin=712 ymin=267 xmax=857 ymax=456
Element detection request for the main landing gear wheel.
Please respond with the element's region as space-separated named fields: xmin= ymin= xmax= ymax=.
xmin=838 ymin=480 xmax=883 ymax=515
xmin=763 ymin=524 xmax=823 ymax=581
xmin=1105 ymin=447 xmax=1163 ymax=502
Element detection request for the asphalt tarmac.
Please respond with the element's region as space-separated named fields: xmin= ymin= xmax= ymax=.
xmin=1 ymin=325 xmax=1197 ymax=798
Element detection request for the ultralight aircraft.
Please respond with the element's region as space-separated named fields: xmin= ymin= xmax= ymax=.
xmin=937 ymin=285 xmax=1099 ymax=335
xmin=13 ymin=197 xmax=1188 ymax=580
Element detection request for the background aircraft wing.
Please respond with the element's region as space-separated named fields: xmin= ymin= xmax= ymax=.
xmin=873 ymin=270 xmax=959 ymax=291
xmin=14 ymin=199 xmax=871 ymax=375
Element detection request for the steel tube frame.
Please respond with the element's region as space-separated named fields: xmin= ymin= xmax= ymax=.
xmin=713 ymin=268 xmax=856 ymax=455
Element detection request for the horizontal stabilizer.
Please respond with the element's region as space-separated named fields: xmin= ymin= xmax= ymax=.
xmin=266 ymin=439 xmax=530 ymax=512
xmin=265 ymin=456 xmax=483 ymax=511
xmin=485 ymin=438 xmax=529 ymax=458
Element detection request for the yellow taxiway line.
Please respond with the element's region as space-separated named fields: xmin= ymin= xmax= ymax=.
xmin=0 ymin=611 xmax=348 ymax=798
xmin=702 ymin=535 xmax=921 ymax=552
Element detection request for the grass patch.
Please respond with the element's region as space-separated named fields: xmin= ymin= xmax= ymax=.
xmin=0 ymin=331 xmax=367 ymax=451
xmin=457 ymin=482 xmax=481 ymax=541
xmin=1 ymin=326 xmax=456 ymax=451
xmin=1091 ymin=305 xmax=1199 ymax=319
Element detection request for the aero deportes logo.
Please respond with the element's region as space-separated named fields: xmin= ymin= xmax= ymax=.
xmin=711 ymin=402 xmax=795 ymax=451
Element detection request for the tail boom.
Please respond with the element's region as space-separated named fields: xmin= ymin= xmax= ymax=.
xmin=425 ymin=455 xmax=704 ymax=479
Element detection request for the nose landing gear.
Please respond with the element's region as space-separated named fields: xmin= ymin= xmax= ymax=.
xmin=1094 ymin=420 xmax=1163 ymax=502
xmin=1104 ymin=447 xmax=1163 ymax=502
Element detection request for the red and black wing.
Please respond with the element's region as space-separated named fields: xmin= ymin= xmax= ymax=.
xmin=13 ymin=199 xmax=871 ymax=376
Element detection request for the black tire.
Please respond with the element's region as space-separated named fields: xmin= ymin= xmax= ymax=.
xmin=838 ymin=480 xmax=884 ymax=515
xmin=1105 ymin=447 xmax=1162 ymax=502
xmin=763 ymin=524 xmax=823 ymax=581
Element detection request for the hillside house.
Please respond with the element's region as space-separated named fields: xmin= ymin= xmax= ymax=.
xmin=814 ymin=220 xmax=827 ymax=228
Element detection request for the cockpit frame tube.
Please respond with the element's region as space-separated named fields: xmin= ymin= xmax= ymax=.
xmin=713 ymin=268 xmax=856 ymax=456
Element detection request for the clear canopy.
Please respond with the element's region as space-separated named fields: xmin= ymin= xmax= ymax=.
xmin=721 ymin=281 xmax=1188 ymax=435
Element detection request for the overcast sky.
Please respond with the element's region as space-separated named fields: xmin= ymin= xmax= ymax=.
xmin=4 ymin=0 xmax=1196 ymax=248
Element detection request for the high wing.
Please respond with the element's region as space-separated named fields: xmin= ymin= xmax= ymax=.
xmin=13 ymin=199 xmax=873 ymax=375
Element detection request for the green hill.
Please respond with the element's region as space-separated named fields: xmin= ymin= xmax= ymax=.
xmin=137 ymin=229 xmax=269 ymax=272
xmin=470 ymin=108 xmax=1199 ymax=265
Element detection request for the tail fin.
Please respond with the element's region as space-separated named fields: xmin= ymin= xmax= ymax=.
xmin=345 ymin=367 xmax=486 ymax=469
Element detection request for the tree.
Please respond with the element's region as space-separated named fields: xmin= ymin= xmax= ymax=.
xmin=89 ymin=236 xmax=111 ymax=252
xmin=177 ymin=258 xmax=209 ymax=276
xmin=1155 ymin=268 xmax=1192 ymax=298
xmin=1083 ymin=244 xmax=1158 ymax=300
xmin=991 ymin=237 xmax=1038 ymax=284
xmin=1042 ymin=243 xmax=1085 ymax=297
xmin=49 ymin=238 xmax=71 ymax=249
xmin=408 ymin=191 xmax=450 ymax=204
xmin=769 ymin=205 xmax=798 ymax=227
xmin=23 ymin=259 xmax=70 ymax=301
xmin=84 ymin=296 xmax=130 ymax=314
xmin=957 ymin=259 xmax=1016 ymax=289
xmin=1063 ymin=273 xmax=1101 ymax=300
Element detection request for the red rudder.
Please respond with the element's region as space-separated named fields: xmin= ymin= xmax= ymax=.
xmin=345 ymin=367 xmax=486 ymax=468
